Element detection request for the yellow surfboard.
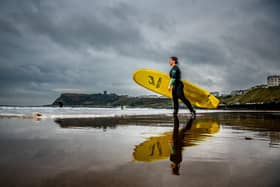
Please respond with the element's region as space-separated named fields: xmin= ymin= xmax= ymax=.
xmin=133 ymin=68 xmax=219 ymax=109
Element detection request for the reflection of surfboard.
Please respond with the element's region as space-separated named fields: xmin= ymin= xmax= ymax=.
xmin=133 ymin=119 xmax=220 ymax=162
xmin=133 ymin=69 xmax=219 ymax=109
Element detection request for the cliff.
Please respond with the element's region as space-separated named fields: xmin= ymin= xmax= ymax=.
xmin=52 ymin=93 xmax=171 ymax=108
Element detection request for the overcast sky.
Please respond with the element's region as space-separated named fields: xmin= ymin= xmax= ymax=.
xmin=0 ymin=0 xmax=279 ymax=105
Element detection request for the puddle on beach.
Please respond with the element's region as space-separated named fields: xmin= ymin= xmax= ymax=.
xmin=0 ymin=112 xmax=280 ymax=186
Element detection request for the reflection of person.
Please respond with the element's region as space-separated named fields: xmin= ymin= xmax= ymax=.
xmin=170 ymin=115 xmax=194 ymax=175
xmin=168 ymin=56 xmax=196 ymax=117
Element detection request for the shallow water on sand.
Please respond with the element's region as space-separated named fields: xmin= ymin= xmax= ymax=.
xmin=0 ymin=112 xmax=280 ymax=187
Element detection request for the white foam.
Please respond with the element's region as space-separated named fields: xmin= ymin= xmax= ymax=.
xmin=0 ymin=107 xmax=172 ymax=119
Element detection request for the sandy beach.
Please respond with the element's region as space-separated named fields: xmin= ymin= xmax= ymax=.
xmin=0 ymin=112 xmax=280 ymax=187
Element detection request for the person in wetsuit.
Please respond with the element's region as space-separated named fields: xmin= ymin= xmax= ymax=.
xmin=168 ymin=56 xmax=196 ymax=117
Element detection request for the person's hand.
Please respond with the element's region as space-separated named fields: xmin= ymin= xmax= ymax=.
xmin=168 ymin=85 xmax=171 ymax=91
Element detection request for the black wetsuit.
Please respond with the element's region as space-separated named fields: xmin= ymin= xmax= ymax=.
xmin=169 ymin=65 xmax=194 ymax=114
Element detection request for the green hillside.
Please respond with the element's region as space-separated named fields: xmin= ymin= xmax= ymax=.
xmin=220 ymin=86 xmax=280 ymax=105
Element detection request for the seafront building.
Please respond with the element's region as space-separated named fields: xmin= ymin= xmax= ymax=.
xmin=210 ymin=92 xmax=220 ymax=97
xmin=230 ymin=90 xmax=248 ymax=96
xmin=251 ymin=84 xmax=267 ymax=89
xmin=267 ymin=75 xmax=280 ymax=87
xmin=137 ymin=95 xmax=159 ymax=98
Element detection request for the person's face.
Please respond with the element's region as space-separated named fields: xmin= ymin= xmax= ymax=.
xmin=169 ymin=58 xmax=175 ymax=66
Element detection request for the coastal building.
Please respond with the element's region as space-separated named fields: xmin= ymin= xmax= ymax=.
xmin=210 ymin=92 xmax=220 ymax=97
xmin=230 ymin=90 xmax=248 ymax=96
xmin=138 ymin=95 xmax=159 ymax=98
xmin=250 ymin=84 xmax=267 ymax=89
xmin=267 ymin=75 xmax=280 ymax=87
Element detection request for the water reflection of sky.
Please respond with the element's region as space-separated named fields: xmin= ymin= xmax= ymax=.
xmin=54 ymin=112 xmax=280 ymax=149
xmin=0 ymin=112 xmax=280 ymax=186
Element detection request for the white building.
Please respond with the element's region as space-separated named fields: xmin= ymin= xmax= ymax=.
xmin=210 ymin=92 xmax=220 ymax=97
xmin=251 ymin=84 xmax=267 ymax=89
xmin=230 ymin=90 xmax=248 ymax=96
xmin=137 ymin=95 xmax=159 ymax=98
xmin=267 ymin=75 xmax=280 ymax=87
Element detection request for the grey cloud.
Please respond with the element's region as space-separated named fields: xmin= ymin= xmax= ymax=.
xmin=0 ymin=0 xmax=279 ymax=105
xmin=171 ymin=41 xmax=227 ymax=65
xmin=10 ymin=1 xmax=144 ymax=51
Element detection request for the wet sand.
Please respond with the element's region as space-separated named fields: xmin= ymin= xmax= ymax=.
xmin=0 ymin=112 xmax=280 ymax=187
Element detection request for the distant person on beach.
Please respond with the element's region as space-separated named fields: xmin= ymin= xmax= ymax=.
xmin=58 ymin=101 xmax=64 ymax=108
xmin=168 ymin=56 xmax=196 ymax=117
